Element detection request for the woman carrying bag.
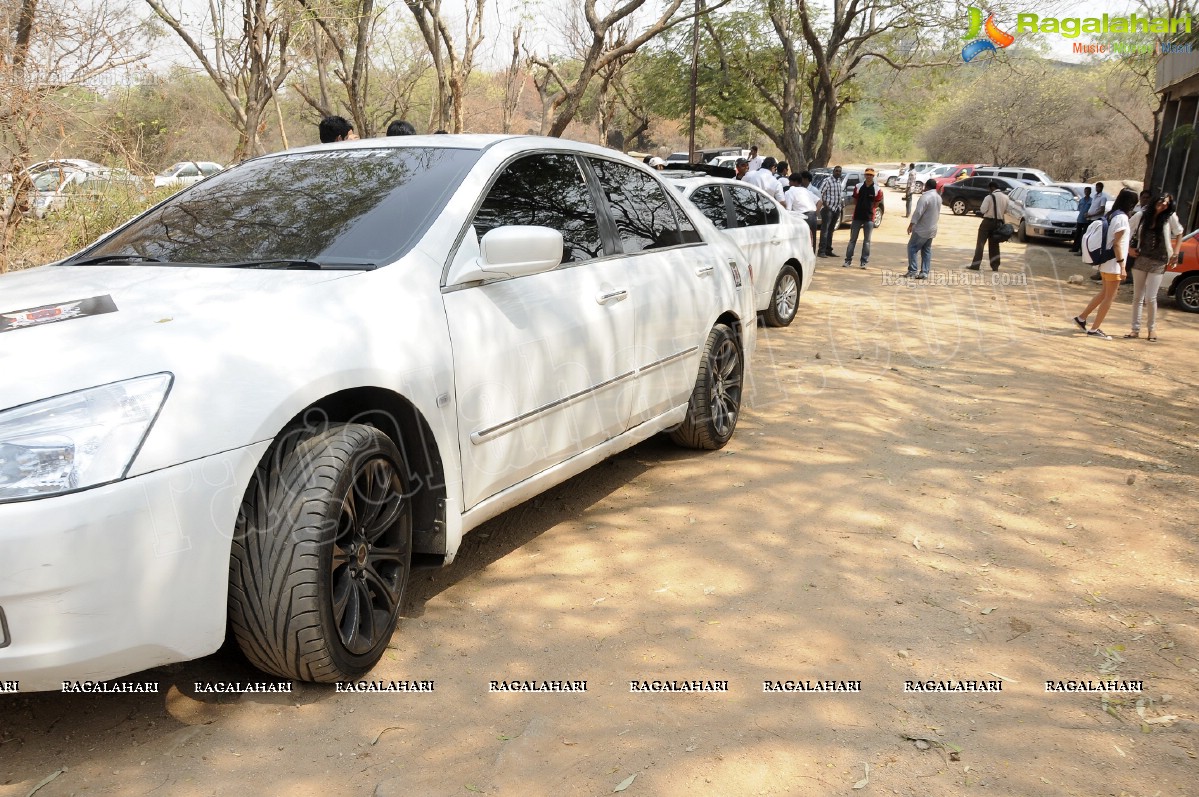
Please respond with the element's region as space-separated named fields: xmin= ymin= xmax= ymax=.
xmin=1073 ymin=188 xmax=1138 ymax=340
xmin=968 ymin=181 xmax=1012 ymax=271
xmin=1125 ymin=193 xmax=1183 ymax=342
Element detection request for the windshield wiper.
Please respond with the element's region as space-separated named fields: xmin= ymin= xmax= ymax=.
xmin=68 ymin=255 xmax=163 ymax=266
xmin=223 ymin=260 xmax=377 ymax=271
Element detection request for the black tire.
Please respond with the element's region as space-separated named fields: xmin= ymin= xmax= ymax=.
xmin=951 ymin=199 xmax=967 ymax=216
xmin=763 ymin=265 xmax=800 ymax=327
xmin=1175 ymin=273 xmax=1199 ymax=312
xmin=886 ymin=177 xmax=898 ymax=188
xmin=873 ymin=205 xmax=884 ymax=227
xmin=1017 ymin=219 xmax=1027 ymax=243
xmin=670 ymin=324 xmax=743 ymax=450
xmin=229 ymin=423 xmax=413 ymax=682
xmin=913 ymin=182 xmax=924 ymax=194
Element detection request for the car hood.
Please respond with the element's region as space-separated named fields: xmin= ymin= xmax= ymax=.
xmin=0 ymin=264 xmax=357 ymax=411
xmin=1023 ymin=207 xmax=1077 ymax=223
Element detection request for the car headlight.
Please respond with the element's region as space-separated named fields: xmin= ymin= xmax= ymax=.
xmin=0 ymin=373 xmax=172 ymax=502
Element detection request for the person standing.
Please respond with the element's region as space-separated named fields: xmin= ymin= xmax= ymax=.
xmin=1087 ymin=182 xmax=1110 ymax=221
xmin=843 ymin=168 xmax=883 ymax=269
xmin=904 ymin=162 xmax=916 ymax=218
xmin=786 ymin=171 xmax=822 ymax=250
xmin=1123 ymin=189 xmax=1154 ymax=284
xmin=1072 ymin=188 xmax=1137 ymax=339
xmin=1069 ymin=187 xmax=1092 ymax=254
xmin=386 ymin=119 xmax=416 ymax=136
xmin=905 ymin=178 xmax=942 ymax=279
xmin=734 ymin=158 xmax=749 ymax=180
xmin=745 ymin=156 xmax=784 ymax=201
xmin=318 ymin=115 xmax=356 ymax=143
xmin=747 ymin=145 xmax=764 ymax=172
xmin=818 ymin=165 xmax=846 ymax=257
xmin=775 ymin=161 xmax=791 ymax=195
xmin=967 ymin=181 xmax=1009 ymax=271
xmin=1125 ymin=194 xmax=1182 ymax=341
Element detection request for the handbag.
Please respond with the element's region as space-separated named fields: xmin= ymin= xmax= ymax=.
xmin=987 ymin=192 xmax=1014 ymax=242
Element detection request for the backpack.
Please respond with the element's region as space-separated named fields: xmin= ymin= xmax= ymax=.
xmin=1083 ymin=210 xmax=1125 ymax=265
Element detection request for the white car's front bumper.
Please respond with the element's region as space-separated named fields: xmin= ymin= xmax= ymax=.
xmin=0 ymin=441 xmax=269 ymax=692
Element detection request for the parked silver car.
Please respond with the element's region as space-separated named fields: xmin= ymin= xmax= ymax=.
xmin=1004 ymin=185 xmax=1078 ymax=243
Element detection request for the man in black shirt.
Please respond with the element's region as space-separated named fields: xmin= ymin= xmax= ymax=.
xmin=843 ymin=169 xmax=882 ymax=269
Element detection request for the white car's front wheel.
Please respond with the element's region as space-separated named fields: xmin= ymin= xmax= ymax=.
xmin=670 ymin=324 xmax=743 ymax=450
xmin=229 ymin=423 xmax=413 ymax=682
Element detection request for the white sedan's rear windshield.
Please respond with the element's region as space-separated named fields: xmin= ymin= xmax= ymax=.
xmin=78 ymin=147 xmax=482 ymax=267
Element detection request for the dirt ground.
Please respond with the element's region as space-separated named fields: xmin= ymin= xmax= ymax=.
xmin=1 ymin=207 xmax=1197 ymax=797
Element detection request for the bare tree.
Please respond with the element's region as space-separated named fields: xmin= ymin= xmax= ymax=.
xmin=1102 ymin=0 xmax=1198 ymax=185
xmin=528 ymin=0 xmax=725 ymax=138
xmin=288 ymin=0 xmax=378 ymax=135
xmin=404 ymin=0 xmax=486 ymax=133
xmin=143 ymin=0 xmax=293 ymax=159
xmin=500 ymin=22 xmax=524 ymax=133
xmin=1 ymin=0 xmax=149 ymax=270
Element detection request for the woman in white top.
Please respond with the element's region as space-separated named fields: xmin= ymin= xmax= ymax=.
xmin=1125 ymin=194 xmax=1183 ymax=341
xmin=1073 ymin=188 xmax=1138 ymax=339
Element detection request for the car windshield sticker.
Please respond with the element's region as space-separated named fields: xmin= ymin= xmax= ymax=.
xmin=0 ymin=294 xmax=118 ymax=333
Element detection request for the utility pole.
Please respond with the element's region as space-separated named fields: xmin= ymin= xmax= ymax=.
xmin=688 ymin=0 xmax=704 ymax=164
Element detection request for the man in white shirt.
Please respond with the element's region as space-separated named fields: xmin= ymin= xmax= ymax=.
xmin=905 ymin=178 xmax=942 ymax=279
xmin=744 ymin=157 xmax=785 ymax=202
xmin=775 ymin=161 xmax=791 ymax=195
xmin=1087 ymin=182 xmax=1111 ymax=222
xmin=747 ymin=145 xmax=764 ymax=172
xmin=968 ymin=181 xmax=1009 ymax=271
xmin=786 ymin=171 xmax=822 ymax=250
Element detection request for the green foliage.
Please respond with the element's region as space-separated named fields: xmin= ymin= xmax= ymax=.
xmin=8 ymin=184 xmax=175 ymax=270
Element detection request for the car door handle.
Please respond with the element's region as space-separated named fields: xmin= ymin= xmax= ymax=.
xmin=695 ymin=265 xmax=715 ymax=276
xmin=770 ymin=240 xmax=782 ymax=245
xmin=595 ymin=289 xmax=628 ymax=304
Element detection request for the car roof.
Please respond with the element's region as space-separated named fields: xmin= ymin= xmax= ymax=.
xmin=670 ymin=175 xmax=784 ymax=201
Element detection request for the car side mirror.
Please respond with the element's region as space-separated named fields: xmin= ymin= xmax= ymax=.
xmin=449 ymin=225 xmax=564 ymax=285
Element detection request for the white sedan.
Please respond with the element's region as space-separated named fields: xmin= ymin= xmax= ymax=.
xmin=152 ymin=160 xmax=223 ymax=188
xmin=0 ymin=136 xmax=756 ymax=690
xmin=671 ymin=176 xmax=815 ymax=327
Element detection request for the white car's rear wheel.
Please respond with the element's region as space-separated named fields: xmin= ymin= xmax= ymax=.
xmin=229 ymin=423 xmax=413 ymax=682
xmin=670 ymin=324 xmax=743 ymax=450
xmin=764 ymin=265 xmax=799 ymax=327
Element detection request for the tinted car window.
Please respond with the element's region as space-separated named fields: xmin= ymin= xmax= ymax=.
xmin=756 ymin=192 xmax=780 ymax=224
xmin=730 ymin=186 xmax=765 ymax=227
xmin=76 ymin=147 xmax=483 ymax=266
xmin=962 ymin=178 xmax=987 ymax=189
xmin=591 ymin=159 xmax=688 ymax=252
xmin=669 ymin=196 xmax=701 ymax=242
xmin=474 ymin=152 xmax=604 ymax=264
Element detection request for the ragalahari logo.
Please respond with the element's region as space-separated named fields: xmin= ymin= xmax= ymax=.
xmin=962 ymin=6 xmax=1015 ymax=62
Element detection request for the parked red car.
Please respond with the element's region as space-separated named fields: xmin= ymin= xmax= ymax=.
xmin=1166 ymin=231 xmax=1199 ymax=312
xmin=934 ymin=164 xmax=986 ymax=193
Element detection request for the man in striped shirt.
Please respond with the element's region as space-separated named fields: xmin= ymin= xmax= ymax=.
xmin=818 ymin=166 xmax=845 ymax=257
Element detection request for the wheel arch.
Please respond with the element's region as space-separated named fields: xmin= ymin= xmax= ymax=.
xmin=244 ymin=387 xmax=450 ymax=563
xmin=1167 ymin=269 xmax=1198 ymax=295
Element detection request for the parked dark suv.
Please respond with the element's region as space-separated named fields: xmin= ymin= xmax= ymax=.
xmin=941 ymin=175 xmax=1029 ymax=216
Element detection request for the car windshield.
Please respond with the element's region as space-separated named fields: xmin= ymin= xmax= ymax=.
xmin=74 ymin=147 xmax=483 ymax=267
xmin=1026 ymin=191 xmax=1076 ymax=210
xmin=32 ymin=171 xmax=65 ymax=191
